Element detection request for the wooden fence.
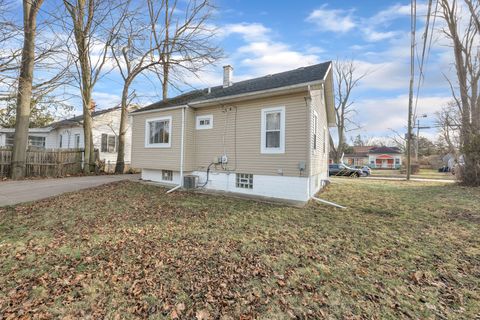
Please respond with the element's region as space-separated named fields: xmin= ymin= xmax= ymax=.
xmin=0 ymin=148 xmax=84 ymax=178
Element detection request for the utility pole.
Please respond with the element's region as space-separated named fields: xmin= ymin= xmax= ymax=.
xmin=406 ymin=0 xmax=416 ymax=180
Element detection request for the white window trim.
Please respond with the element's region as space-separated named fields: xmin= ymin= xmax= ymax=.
xmin=196 ymin=114 xmax=213 ymax=130
xmin=312 ymin=110 xmax=318 ymax=155
xmin=145 ymin=116 xmax=172 ymax=148
xmin=260 ymin=106 xmax=285 ymax=154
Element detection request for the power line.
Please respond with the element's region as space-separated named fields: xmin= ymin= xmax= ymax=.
xmin=413 ymin=0 xmax=435 ymax=121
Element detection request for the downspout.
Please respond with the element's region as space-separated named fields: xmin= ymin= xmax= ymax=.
xmin=180 ymin=106 xmax=186 ymax=186
xmin=305 ymin=85 xmax=312 ymax=198
xmin=166 ymin=106 xmax=186 ymax=194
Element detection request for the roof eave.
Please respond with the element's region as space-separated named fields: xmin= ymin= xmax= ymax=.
xmin=189 ymin=80 xmax=325 ymax=107
xmin=131 ymin=104 xmax=189 ymax=116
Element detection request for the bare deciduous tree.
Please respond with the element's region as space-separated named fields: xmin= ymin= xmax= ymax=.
xmin=436 ymin=102 xmax=461 ymax=157
xmin=438 ymin=0 xmax=480 ymax=185
xmin=330 ymin=59 xmax=368 ymax=163
xmin=10 ymin=0 xmax=45 ymax=179
xmin=148 ymin=0 xmax=221 ymax=101
xmin=62 ymin=0 xmax=125 ymax=173
xmin=111 ymin=0 xmax=220 ymax=173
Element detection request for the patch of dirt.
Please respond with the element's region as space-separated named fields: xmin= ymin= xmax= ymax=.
xmin=447 ymin=210 xmax=480 ymax=224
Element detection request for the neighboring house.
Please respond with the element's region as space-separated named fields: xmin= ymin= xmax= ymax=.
xmin=342 ymin=146 xmax=374 ymax=167
xmin=330 ymin=145 xmax=403 ymax=169
xmin=367 ymin=146 xmax=403 ymax=169
xmin=0 ymin=106 xmax=133 ymax=170
xmin=131 ymin=62 xmax=336 ymax=203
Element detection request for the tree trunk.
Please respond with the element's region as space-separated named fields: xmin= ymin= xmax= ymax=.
xmin=11 ymin=0 xmax=43 ymax=179
xmin=115 ymin=83 xmax=130 ymax=173
xmin=162 ymin=63 xmax=169 ymax=101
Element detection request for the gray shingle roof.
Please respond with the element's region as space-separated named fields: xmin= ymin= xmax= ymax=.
xmin=134 ymin=61 xmax=331 ymax=113
xmin=48 ymin=106 xmax=121 ymax=128
xmin=369 ymin=146 xmax=402 ymax=154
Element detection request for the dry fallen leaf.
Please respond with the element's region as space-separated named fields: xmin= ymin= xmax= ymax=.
xmin=196 ymin=309 xmax=210 ymax=320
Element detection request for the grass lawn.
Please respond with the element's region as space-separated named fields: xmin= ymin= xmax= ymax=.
xmin=371 ymin=168 xmax=455 ymax=180
xmin=1 ymin=179 xmax=479 ymax=319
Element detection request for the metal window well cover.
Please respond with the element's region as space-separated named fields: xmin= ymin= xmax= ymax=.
xmin=184 ymin=175 xmax=198 ymax=189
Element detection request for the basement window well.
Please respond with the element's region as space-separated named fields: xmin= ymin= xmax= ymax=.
xmin=236 ymin=173 xmax=253 ymax=189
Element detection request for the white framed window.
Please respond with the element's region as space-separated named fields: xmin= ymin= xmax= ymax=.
xmin=74 ymin=134 xmax=81 ymax=148
xmin=59 ymin=134 xmax=63 ymax=148
xmin=145 ymin=116 xmax=172 ymax=148
xmin=101 ymin=134 xmax=117 ymax=153
xmin=312 ymin=111 xmax=318 ymax=153
xmin=196 ymin=114 xmax=213 ymax=130
xmin=28 ymin=136 xmax=46 ymax=148
xmin=236 ymin=173 xmax=253 ymax=189
xmin=260 ymin=106 xmax=285 ymax=154
xmin=162 ymin=170 xmax=173 ymax=181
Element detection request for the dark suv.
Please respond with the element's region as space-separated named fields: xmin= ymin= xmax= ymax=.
xmin=329 ymin=163 xmax=363 ymax=177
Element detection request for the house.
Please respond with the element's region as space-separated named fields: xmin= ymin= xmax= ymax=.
xmin=330 ymin=145 xmax=403 ymax=169
xmin=131 ymin=62 xmax=336 ymax=203
xmin=342 ymin=146 xmax=374 ymax=167
xmin=367 ymin=146 xmax=403 ymax=169
xmin=0 ymin=105 xmax=133 ymax=171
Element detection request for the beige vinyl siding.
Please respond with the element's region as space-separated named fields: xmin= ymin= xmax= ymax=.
xmin=309 ymin=84 xmax=329 ymax=176
xmin=183 ymin=108 xmax=195 ymax=171
xmin=193 ymin=92 xmax=309 ymax=177
xmin=131 ymin=108 xmax=183 ymax=171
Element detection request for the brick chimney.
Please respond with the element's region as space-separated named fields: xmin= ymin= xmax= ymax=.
xmin=223 ymin=65 xmax=233 ymax=88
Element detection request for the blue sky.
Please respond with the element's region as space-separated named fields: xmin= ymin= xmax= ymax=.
xmin=11 ymin=0 xmax=457 ymax=142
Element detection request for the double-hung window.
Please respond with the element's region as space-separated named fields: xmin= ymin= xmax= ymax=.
xmin=261 ymin=106 xmax=285 ymax=154
xmin=101 ymin=134 xmax=117 ymax=153
xmin=74 ymin=134 xmax=81 ymax=148
xmin=145 ymin=116 xmax=172 ymax=148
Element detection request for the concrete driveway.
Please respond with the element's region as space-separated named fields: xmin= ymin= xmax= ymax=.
xmin=0 ymin=174 xmax=140 ymax=207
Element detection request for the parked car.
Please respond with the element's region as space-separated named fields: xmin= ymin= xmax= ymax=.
xmin=329 ymin=164 xmax=363 ymax=177
xmin=360 ymin=165 xmax=372 ymax=176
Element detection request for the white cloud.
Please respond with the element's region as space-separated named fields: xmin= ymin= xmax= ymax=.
xmin=220 ymin=23 xmax=271 ymax=42
xmin=238 ymin=42 xmax=319 ymax=75
xmin=356 ymin=95 xmax=451 ymax=133
xmin=92 ymin=92 xmax=121 ymax=109
xmin=306 ymin=5 xmax=356 ymax=33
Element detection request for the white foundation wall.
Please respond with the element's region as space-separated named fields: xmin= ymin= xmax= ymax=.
xmin=308 ymin=173 xmax=329 ymax=198
xmin=193 ymin=171 xmax=311 ymax=202
xmin=141 ymin=169 xmax=329 ymax=202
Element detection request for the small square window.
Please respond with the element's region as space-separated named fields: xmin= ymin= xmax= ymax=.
xmin=162 ymin=170 xmax=173 ymax=181
xmin=196 ymin=115 xmax=213 ymax=130
xmin=236 ymin=173 xmax=253 ymax=189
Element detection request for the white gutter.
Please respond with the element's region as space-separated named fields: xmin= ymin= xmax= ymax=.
xmin=0 ymin=127 xmax=53 ymax=133
xmin=131 ymin=105 xmax=188 ymax=116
